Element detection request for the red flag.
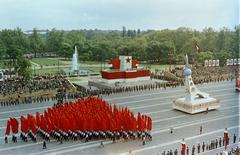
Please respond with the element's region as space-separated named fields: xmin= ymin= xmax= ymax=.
xmin=5 ymin=120 xmax=11 ymax=135
xmin=20 ymin=116 xmax=28 ymax=133
xmin=36 ymin=112 xmax=41 ymax=127
xmin=147 ymin=116 xmax=152 ymax=131
xmin=137 ymin=112 xmax=142 ymax=131
xmin=10 ymin=117 xmax=19 ymax=134
xmin=31 ymin=117 xmax=37 ymax=134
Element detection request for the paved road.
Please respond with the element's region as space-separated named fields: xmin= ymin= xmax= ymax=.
xmin=0 ymin=81 xmax=239 ymax=155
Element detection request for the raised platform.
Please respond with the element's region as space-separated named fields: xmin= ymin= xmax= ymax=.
xmin=101 ymin=69 xmax=150 ymax=84
xmin=101 ymin=76 xmax=151 ymax=84
xmin=88 ymin=77 xmax=167 ymax=89
xmin=173 ymin=97 xmax=220 ymax=114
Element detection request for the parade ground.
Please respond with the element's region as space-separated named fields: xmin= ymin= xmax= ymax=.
xmin=0 ymin=81 xmax=239 ymax=155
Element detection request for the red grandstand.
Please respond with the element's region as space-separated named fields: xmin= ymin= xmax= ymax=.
xmin=101 ymin=56 xmax=150 ymax=83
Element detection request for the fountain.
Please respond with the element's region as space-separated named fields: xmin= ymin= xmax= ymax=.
xmin=71 ymin=46 xmax=80 ymax=72
xmin=64 ymin=46 xmax=89 ymax=76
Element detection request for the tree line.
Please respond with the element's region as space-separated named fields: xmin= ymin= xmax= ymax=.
xmin=0 ymin=26 xmax=239 ymax=70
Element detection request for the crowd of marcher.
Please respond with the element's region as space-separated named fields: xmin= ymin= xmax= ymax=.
xmin=0 ymin=91 xmax=87 ymax=107
xmin=0 ymin=76 xmax=73 ymax=96
xmin=160 ymin=132 xmax=238 ymax=155
xmin=154 ymin=66 xmax=238 ymax=85
xmin=190 ymin=66 xmax=237 ymax=84
xmin=0 ymin=76 xmax=77 ymax=106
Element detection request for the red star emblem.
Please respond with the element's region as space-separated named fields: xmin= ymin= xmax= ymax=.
xmin=126 ymin=57 xmax=131 ymax=63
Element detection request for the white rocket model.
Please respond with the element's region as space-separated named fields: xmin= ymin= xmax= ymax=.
xmin=173 ymin=54 xmax=220 ymax=114
xmin=183 ymin=54 xmax=209 ymax=102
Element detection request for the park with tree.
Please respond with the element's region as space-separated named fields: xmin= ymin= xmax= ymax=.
xmin=0 ymin=26 xmax=239 ymax=77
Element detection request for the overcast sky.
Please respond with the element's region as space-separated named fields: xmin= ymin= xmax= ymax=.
xmin=0 ymin=0 xmax=238 ymax=31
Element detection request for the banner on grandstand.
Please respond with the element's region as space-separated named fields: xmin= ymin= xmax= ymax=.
xmin=212 ymin=60 xmax=216 ymax=67
xmin=234 ymin=59 xmax=238 ymax=65
xmin=226 ymin=58 xmax=240 ymax=66
xmin=204 ymin=60 xmax=209 ymax=67
xmin=216 ymin=60 xmax=219 ymax=67
xmin=230 ymin=59 xmax=234 ymax=65
xmin=204 ymin=59 xmax=219 ymax=67
xmin=208 ymin=60 xmax=212 ymax=67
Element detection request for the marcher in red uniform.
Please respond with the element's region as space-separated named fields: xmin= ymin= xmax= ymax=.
xmin=224 ymin=128 xmax=228 ymax=150
xmin=181 ymin=139 xmax=186 ymax=155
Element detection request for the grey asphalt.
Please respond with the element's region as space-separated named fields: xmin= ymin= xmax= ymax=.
xmin=0 ymin=81 xmax=239 ymax=155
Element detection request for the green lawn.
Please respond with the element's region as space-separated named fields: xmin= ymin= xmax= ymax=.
xmin=31 ymin=58 xmax=65 ymax=66
xmin=34 ymin=66 xmax=102 ymax=75
xmin=80 ymin=61 xmax=101 ymax=65
xmin=34 ymin=68 xmax=61 ymax=74
xmin=81 ymin=66 xmax=102 ymax=72
xmin=31 ymin=58 xmax=102 ymax=67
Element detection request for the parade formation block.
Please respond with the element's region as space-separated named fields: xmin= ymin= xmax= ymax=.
xmin=5 ymin=97 xmax=152 ymax=143
xmin=173 ymin=54 xmax=220 ymax=114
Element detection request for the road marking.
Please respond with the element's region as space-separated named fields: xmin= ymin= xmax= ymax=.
xmin=145 ymin=98 xmax=238 ymax=115
xmin=145 ymin=109 xmax=172 ymax=115
xmin=151 ymin=104 xmax=239 ymax=127
xmin=0 ymin=140 xmax=48 ymax=152
xmin=152 ymin=113 xmax=239 ymax=134
xmin=152 ymin=115 xmax=186 ymax=123
xmin=45 ymin=141 xmax=113 ymax=155
xmin=118 ymin=91 xmax=235 ymax=106
xmin=29 ymin=140 xmax=103 ymax=155
xmin=0 ymin=106 xmax=49 ymax=115
xmin=118 ymin=125 xmax=240 ymax=155
xmin=128 ymin=95 xmax=238 ymax=110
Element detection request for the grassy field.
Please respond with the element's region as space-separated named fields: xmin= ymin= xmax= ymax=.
xmin=34 ymin=68 xmax=61 ymax=74
xmin=1 ymin=57 xmax=169 ymax=74
xmin=81 ymin=66 xmax=102 ymax=72
xmin=34 ymin=66 xmax=102 ymax=75
xmin=31 ymin=58 xmax=65 ymax=66
xmin=31 ymin=58 xmax=102 ymax=66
